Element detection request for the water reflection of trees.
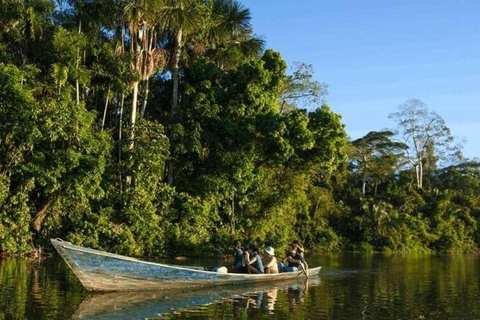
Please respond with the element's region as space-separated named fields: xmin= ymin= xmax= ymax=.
xmin=1 ymin=255 xmax=480 ymax=319
xmin=308 ymin=254 xmax=480 ymax=319
xmin=0 ymin=257 xmax=85 ymax=320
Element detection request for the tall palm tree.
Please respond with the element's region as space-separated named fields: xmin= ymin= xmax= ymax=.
xmin=159 ymin=0 xmax=263 ymax=115
xmin=122 ymin=0 xmax=168 ymax=145
xmin=160 ymin=0 xmax=263 ymax=186
xmin=204 ymin=0 xmax=264 ymax=69
xmin=159 ymin=0 xmax=201 ymax=115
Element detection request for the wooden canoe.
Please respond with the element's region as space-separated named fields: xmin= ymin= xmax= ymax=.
xmin=51 ymin=238 xmax=321 ymax=292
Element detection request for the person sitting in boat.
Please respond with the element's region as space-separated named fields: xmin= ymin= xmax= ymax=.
xmin=231 ymin=241 xmax=246 ymax=273
xmin=292 ymin=240 xmax=308 ymax=273
xmin=280 ymin=246 xmax=304 ymax=272
xmin=262 ymin=246 xmax=279 ymax=274
xmin=244 ymin=245 xmax=264 ymax=274
xmin=282 ymin=247 xmax=300 ymax=272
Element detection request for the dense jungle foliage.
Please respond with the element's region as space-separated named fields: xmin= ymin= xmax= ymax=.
xmin=1 ymin=0 xmax=479 ymax=256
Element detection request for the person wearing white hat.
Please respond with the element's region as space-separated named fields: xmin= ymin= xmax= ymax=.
xmin=262 ymin=246 xmax=279 ymax=274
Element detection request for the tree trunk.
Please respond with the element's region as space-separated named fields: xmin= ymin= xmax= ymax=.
xmin=101 ymin=87 xmax=111 ymax=130
xmin=280 ymin=100 xmax=286 ymax=113
xmin=76 ymin=81 xmax=80 ymax=105
xmin=171 ymin=28 xmax=183 ymax=114
xmin=130 ymin=81 xmax=139 ymax=149
xmin=415 ymin=164 xmax=420 ymax=189
xmin=131 ymin=81 xmax=138 ymax=125
xmin=362 ymin=177 xmax=366 ymax=196
xmin=140 ymin=79 xmax=149 ymax=118
xmin=362 ymin=163 xmax=367 ymax=195
xmin=418 ymin=160 xmax=423 ymax=189
xmin=119 ymin=93 xmax=125 ymax=193
xmin=33 ymin=201 xmax=51 ymax=232
xmin=118 ymin=93 xmax=124 ymax=162
xmin=76 ymin=19 xmax=82 ymax=106
xmin=167 ymin=162 xmax=174 ymax=186
xmin=121 ymin=27 xmax=125 ymax=54
xmin=230 ymin=191 xmax=235 ymax=234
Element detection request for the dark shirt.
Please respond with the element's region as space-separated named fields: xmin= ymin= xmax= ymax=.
xmin=234 ymin=248 xmax=244 ymax=268
xmin=296 ymin=252 xmax=306 ymax=264
xmin=294 ymin=246 xmax=306 ymax=263
xmin=286 ymin=252 xmax=303 ymax=267
xmin=250 ymin=252 xmax=264 ymax=273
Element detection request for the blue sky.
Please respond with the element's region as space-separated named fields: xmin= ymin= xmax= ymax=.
xmin=242 ymin=0 xmax=480 ymax=158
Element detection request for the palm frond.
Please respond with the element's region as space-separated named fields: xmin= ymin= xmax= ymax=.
xmin=52 ymin=63 xmax=69 ymax=88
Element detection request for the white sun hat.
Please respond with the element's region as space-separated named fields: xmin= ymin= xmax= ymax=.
xmin=264 ymin=246 xmax=275 ymax=256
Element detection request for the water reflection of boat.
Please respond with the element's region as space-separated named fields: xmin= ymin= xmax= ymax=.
xmin=288 ymin=280 xmax=309 ymax=311
xmin=51 ymin=239 xmax=321 ymax=291
xmin=71 ymin=278 xmax=319 ymax=319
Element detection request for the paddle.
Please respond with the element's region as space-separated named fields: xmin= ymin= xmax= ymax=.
xmin=298 ymin=261 xmax=309 ymax=279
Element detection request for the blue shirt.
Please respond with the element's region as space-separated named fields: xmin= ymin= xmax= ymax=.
xmin=250 ymin=252 xmax=264 ymax=274
xmin=234 ymin=248 xmax=244 ymax=268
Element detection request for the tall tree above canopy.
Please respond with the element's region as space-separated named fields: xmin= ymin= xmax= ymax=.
xmin=51 ymin=26 xmax=89 ymax=96
xmin=304 ymin=105 xmax=348 ymax=180
xmin=280 ymin=62 xmax=328 ymax=112
xmin=159 ymin=0 xmax=202 ymax=114
xmin=203 ymin=0 xmax=264 ymax=69
xmin=351 ymin=131 xmax=407 ymax=195
xmin=122 ymin=0 xmax=168 ymax=142
xmin=389 ymin=99 xmax=462 ymax=189
xmin=161 ymin=0 xmax=264 ymax=114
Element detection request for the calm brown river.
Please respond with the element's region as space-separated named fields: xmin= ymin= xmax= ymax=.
xmin=1 ymin=253 xmax=479 ymax=319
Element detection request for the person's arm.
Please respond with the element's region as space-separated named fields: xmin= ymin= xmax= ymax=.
xmin=244 ymin=251 xmax=251 ymax=265
xmin=245 ymin=253 xmax=260 ymax=274
xmin=285 ymin=256 xmax=301 ymax=264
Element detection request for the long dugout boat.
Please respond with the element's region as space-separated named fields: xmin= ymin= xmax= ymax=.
xmin=51 ymin=238 xmax=321 ymax=292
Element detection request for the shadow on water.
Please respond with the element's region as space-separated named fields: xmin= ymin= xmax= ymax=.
xmin=72 ymin=278 xmax=319 ymax=319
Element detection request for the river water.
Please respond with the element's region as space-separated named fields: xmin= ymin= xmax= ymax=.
xmin=1 ymin=253 xmax=479 ymax=319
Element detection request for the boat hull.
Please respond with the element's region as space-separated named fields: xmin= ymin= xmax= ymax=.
xmin=51 ymin=239 xmax=321 ymax=292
